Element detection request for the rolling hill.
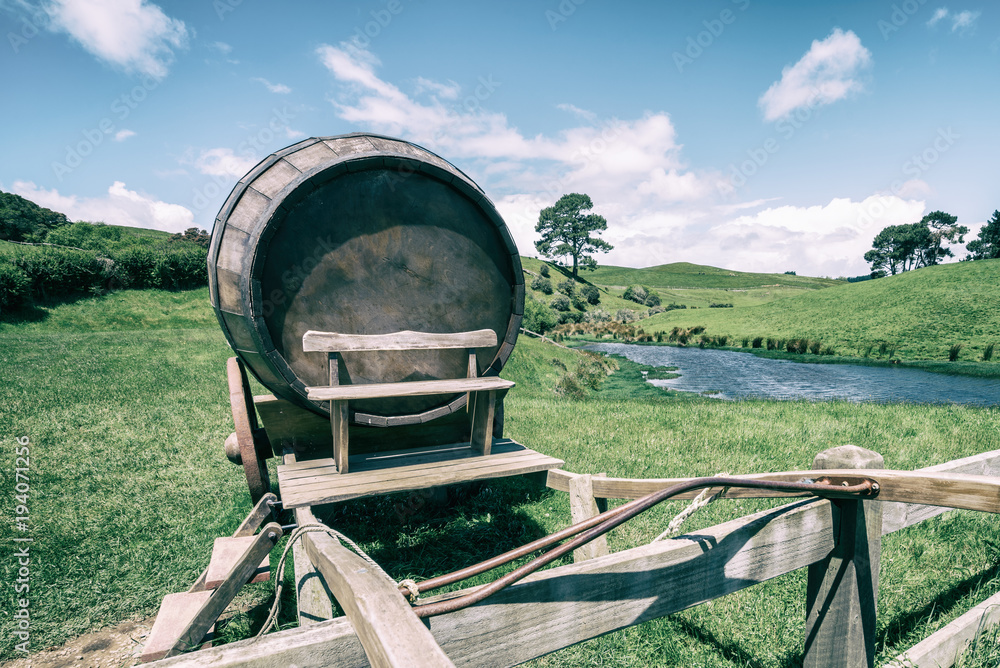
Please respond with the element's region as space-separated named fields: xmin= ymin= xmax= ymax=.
xmin=642 ymin=259 xmax=1000 ymax=361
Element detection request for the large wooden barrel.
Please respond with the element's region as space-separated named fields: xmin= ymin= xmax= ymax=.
xmin=208 ymin=134 xmax=524 ymax=426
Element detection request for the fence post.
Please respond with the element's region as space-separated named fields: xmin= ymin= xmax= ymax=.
xmin=803 ymin=444 xmax=883 ymax=668
xmin=568 ymin=473 xmax=609 ymax=562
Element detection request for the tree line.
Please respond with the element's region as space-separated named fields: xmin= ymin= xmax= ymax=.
xmin=865 ymin=209 xmax=1000 ymax=277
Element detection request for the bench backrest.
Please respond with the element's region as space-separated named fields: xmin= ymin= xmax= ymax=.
xmin=302 ymin=329 xmax=497 ymax=353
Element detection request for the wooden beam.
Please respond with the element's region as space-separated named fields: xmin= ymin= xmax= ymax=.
xmin=803 ymin=445 xmax=883 ymax=668
xmin=303 ymin=329 xmax=497 ymax=352
xmin=306 ymin=376 xmax=513 ymax=402
xmin=885 ymin=589 xmax=1000 ymax=668
xmin=546 ymin=467 xmax=1000 ymax=514
xmin=149 ymin=496 xmax=837 ymax=667
xmin=298 ymin=507 xmax=454 ymax=668
xmin=568 ymin=473 xmax=609 ymax=562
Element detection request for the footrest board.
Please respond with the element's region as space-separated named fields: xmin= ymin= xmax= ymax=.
xmin=277 ymin=439 xmax=563 ymax=508
xmin=140 ymin=591 xmax=214 ymax=663
xmin=204 ymin=536 xmax=271 ymax=589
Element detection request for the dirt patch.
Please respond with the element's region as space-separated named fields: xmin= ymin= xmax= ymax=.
xmin=3 ymin=618 xmax=152 ymax=668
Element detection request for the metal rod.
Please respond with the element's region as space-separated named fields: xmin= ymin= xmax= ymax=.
xmin=410 ymin=475 xmax=876 ymax=618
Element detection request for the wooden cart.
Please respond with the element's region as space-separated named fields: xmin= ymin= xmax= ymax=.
xmin=138 ymin=135 xmax=1000 ymax=668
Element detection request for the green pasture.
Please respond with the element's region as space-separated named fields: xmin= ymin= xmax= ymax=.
xmin=643 ymin=260 xmax=1000 ymax=362
xmin=1 ymin=288 xmax=999 ymax=666
xmin=585 ymin=261 xmax=843 ymax=290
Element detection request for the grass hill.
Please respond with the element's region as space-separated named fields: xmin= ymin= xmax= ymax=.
xmin=643 ymin=259 xmax=1000 ymax=361
xmin=586 ymin=261 xmax=842 ymax=290
xmin=519 ymin=258 xmax=845 ymax=327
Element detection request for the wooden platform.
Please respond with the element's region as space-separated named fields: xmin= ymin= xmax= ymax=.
xmin=277 ymin=439 xmax=563 ymax=508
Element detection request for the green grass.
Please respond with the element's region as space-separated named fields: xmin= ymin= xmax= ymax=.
xmin=1 ymin=288 xmax=999 ymax=666
xmin=586 ymin=261 xmax=843 ymax=290
xmin=643 ymin=260 xmax=1000 ymax=362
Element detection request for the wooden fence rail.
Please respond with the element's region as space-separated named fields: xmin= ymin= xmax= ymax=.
xmin=150 ymin=447 xmax=1000 ymax=668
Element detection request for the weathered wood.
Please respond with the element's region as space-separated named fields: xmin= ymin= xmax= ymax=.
xmin=149 ymin=496 xmax=838 ymax=668
xmin=469 ymin=390 xmax=495 ymax=455
xmin=331 ymin=399 xmax=348 ymax=474
xmin=568 ymin=473 xmax=609 ymax=562
xmin=141 ymin=591 xmax=215 ymax=663
xmin=306 ymin=376 xmax=514 ymax=401
xmin=882 ymin=448 xmax=1000 ymax=534
xmin=303 ymin=329 xmax=497 ymax=352
xmin=804 ymin=445 xmax=883 ymax=668
xmin=298 ymin=507 xmax=455 ymax=667
xmin=204 ymin=536 xmax=270 ymax=589
xmin=144 ymin=522 xmax=282 ymax=661
xmin=545 ymin=467 xmax=1000 ymax=514
xmin=293 ymin=536 xmax=334 ymax=626
xmin=188 ymin=492 xmax=276 ymax=593
xmin=278 ymin=442 xmax=563 ymax=508
xmin=885 ymin=589 xmax=1000 ymax=668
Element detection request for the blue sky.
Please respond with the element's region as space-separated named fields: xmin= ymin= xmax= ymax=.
xmin=1 ymin=0 xmax=997 ymax=277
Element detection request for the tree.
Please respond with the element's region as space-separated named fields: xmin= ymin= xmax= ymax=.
xmin=535 ymin=193 xmax=613 ymax=281
xmin=0 ymin=191 xmax=70 ymax=242
xmin=918 ymin=210 xmax=967 ymax=266
xmin=864 ymin=223 xmax=931 ymax=275
xmin=966 ymin=210 xmax=1000 ymax=260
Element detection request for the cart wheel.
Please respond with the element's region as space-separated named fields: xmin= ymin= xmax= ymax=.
xmin=227 ymin=357 xmax=272 ymax=503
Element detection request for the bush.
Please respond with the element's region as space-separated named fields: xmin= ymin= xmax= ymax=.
xmin=110 ymin=246 xmax=157 ymax=289
xmin=751 ymin=337 xmax=763 ymax=349
xmin=984 ymin=343 xmax=995 ymax=362
xmin=0 ymin=263 xmax=30 ymax=310
xmin=717 ymin=335 xmax=728 ymax=347
xmin=557 ymin=280 xmax=576 ymax=296
xmin=585 ymin=309 xmax=611 ymax=323
xmin=766 ymin=338 xmax=776 ymax=351
xmin=558 ymin=311 xmax=584 ymax=324
xmin=571 ymin=294 xmax=588 ymax=311
xmin=152 ymin=246 xmax=208 ymax=290
xmin=539 ymin=263 xmax=550 ymax=278
xmin=644 ymin=292 xmax=661 ymax=307
xmin=581 ymin=284 xmax=600 ymax=305
xmin=809 ymin=340 xmax=822 ymax=355
xmin=709 ymin=302 xmax=733 ymax=308
xmin=531 ymin=276 xmax=553 ymax=295
xmin=551 ymin=295 xmax=571 ymax=312
xmin=948 ymin=344 xmax=962 ymax=362
xmin=522 ymin=298 xmax=558 ymax=334
xmin=14 ymin=247 xmax=105 ymax=299
xmin=741 ymin=337 xmax=750 ymax=347
xmin=622 ymin=285 xmax=648 ymax=305
xmin=615 ymin=309 xmax=637 ymax=323
xmin=555 ymin=373 xmax=586 ymax=400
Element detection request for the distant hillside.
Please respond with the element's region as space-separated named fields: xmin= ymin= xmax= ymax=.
xmin=586 ymin=262 xmax=843 ymax=290
xmin=643 ymin=260 xmax=1000 ymax=361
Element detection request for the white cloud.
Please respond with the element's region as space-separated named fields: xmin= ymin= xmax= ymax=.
xmin=45 ymin=0 xmax=189 ymax=79
xmin=114 ymin=129 xmax=136 ymax=142
xmin=285 ymin=127 xmax=307 ymax=140
xmin=950 ymin=10 xmax=980 ymax=31
xmin=210 ymin=41 xmax=232 ymax=54
xmin=927 ymin=8 xmax=949 ymax=26
xmin=927 ymin=8 xmax=980 ymax=32
xmin=414 ymin=76 xmax=460 ymax=100
xmin=758 ymin=28 xmax=872 ymax=122
xmin=252 ymin=77 xmax=291 ymax=94
xmin=11 ymin=180 xmax=193 ymax=232
xmin=313 ymin=41 xmax=927 ymax=278
xmin=191 ymin=148 xmax=256 ymax=178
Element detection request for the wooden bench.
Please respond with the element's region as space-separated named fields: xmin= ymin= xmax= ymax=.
xmin=303 ymin=329 xmax=514 ymax=474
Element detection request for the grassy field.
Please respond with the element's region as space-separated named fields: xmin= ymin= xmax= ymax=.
xmin=2 ymin=288 xmax=1000 ymax=666
xmin=642 ymin=260 xmax=1000 ymax=362
xmin=586 ymin=261 xmax=843 ymax=290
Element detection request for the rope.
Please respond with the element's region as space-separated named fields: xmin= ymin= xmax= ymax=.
xmin=651 ymin=473 xmax=731 ymax=543
xmin=254 ymin=524 xmax=400 ymax=639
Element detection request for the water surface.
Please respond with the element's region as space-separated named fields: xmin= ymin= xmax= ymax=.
xmin=583 ymin=343 xmax=1000 ymax=406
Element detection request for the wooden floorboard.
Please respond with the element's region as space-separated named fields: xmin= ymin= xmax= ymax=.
xmin=277 ymin=440 xmax=562 ymax=508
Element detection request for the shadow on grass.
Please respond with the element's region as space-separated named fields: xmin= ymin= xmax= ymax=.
xmin=311 ymin=475 xmax=556 ymax=583
xmin=669 ymin=559 xmax=1000 ymax=668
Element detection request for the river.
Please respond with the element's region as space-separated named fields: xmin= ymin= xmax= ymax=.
xmin=583 ymin=343 xmax=1000 ymax=406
